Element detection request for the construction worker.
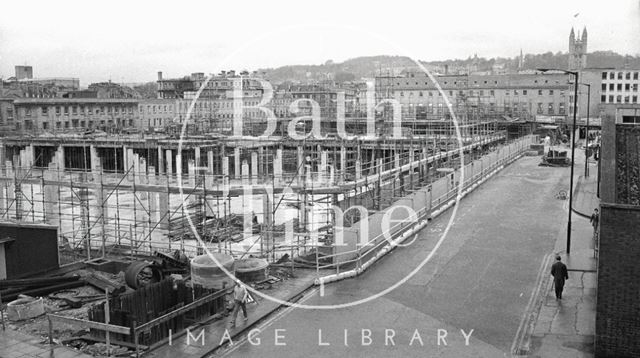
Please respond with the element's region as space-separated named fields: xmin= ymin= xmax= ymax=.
xmin=229 ymin=280 xmax=249 ymax=327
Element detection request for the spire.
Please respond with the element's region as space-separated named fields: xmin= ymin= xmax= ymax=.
xmin=570 ymin=27 xmax=575 ymax=39
xmin=582 ymin=27 xmax=588 ymax=40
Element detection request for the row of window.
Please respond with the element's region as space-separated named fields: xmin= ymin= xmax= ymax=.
xmin=601 ymin=95 xmax=639 ymax=104
xmin=396 ymin=79 xmax=559 ymax=87
xmin=601 ymin=71 xmax=640 ymax=80
xmin=33 ymin=118 xmax=135 ymax=130
xmin=23 ymin=105 xmax=135 ymax=117
xmin=601 ymin=83 xmax=639 ymax=92
xmin=397 ymin=89 xmax=563 ymax=97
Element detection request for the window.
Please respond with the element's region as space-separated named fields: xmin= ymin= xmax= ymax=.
xmin=549 ymin=90 xmax=554 ymax=95
xmin=634 ymin=72 xmax=639 ymax=80
xmin=514 ymin=90 xmax=519 ymax=95
xmin=400 ymin=91 xmax=404 ymax=97
xmin=626 ymin=84 xmax=631 ymax=91
xmin=537 ymin=103 xmax=543 ymax=114
xmin=548 ymin=103 xmax=554 ymax=114
xmin=25 ymin=108 xmax=32 ymax=117
xmin=609 ymin=95 xmax=614 ymax=102
xmin=602 ymin=72 xmax=607 ymax=79
xmin=617 ymin=84 xmax=622 ymax=91
xmin=479 ymin=90 xmax=484 ymax=96
xmin=72 ymin=106 xmax=77 ymax=115
xmin=601 ymin=95 xmax=607 ymax=103
xmin=64 ymin=106 xmax=69 ymax=115
xmin=622 ymin=116 xmax=640 ymax=124
xmin=609 ymin=72 xmax=614 ymax=80
xmin=609 ymin=83 xmax=614 ymax=91
xmin=618 ymin=72 xmax=623 ymax=80
xmin=490 ymin=90 xmax=495 ymax=96
xmin=538 ymin=90 xmax=543 ymax=95
xmin=523 ymin=90 xmax=528 ymax=95
xmin=617 ymin=95 xmax=622 ymax=103
xmin=626 ymin=72 xmax=631 ymax=80
xmin=56 ymin=122 xmax=61 ymax=129
xmin=625 ymin=96 xmax=630 ymax=103
xmin=559 ymin=103 xmax=566 ymax=115
xmin=634 ymin=84 xmax=639 ymax=92
xmin=505 ymin=90 xmax=509 ymax=96
xmin=602 ymin=84 xmax=607 ymax=91
xmin=42 ymin=106 xmax=48 ymax=115
xmin=56 ymin=106 xmax=61 ymax=115
xmin=633 ymin=96 xmax=638 ymax=103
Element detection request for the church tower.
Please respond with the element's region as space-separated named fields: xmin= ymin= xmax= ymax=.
xmin=568 ymin=27 xmax=588 ymax=71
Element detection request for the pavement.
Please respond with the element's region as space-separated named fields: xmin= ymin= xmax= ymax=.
xmin=0 ymin=328 xmax=93 ymax=358
xmin=519 ymin=147 xmax=598 ymax=358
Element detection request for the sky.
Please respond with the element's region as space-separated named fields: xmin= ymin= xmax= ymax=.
xmin=0 ymin=0 xmax=639 ymax=85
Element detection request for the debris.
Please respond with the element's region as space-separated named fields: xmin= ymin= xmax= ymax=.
xmin=7 ymin=296 xmax=45 ymax=321
xmin=1 ymin=280 xmax=86 ymax=302
xmin=0 ymin=275 xmax=81 ymax=290
xmin=84 ymin=271 xmax=126 ymax=295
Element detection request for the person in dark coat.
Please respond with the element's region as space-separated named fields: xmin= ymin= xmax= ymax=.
xmin=551 ymin=255 xmax=569 ymax=299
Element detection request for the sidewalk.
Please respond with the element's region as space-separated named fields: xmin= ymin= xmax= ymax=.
xmin=0 ymin=328 xmax=92 ymax=358
xmin=521 ymin=162 xmax=599 ymax=357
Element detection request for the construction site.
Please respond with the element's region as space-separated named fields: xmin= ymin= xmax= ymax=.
xmin=0 ymin=96 xmax=539 ymax=356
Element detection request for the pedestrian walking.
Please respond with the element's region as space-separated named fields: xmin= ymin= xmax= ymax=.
xmin=590 ymin=208 xmax=599 ymax=231
xmin=550 ymin=255 xmax=569 ymax=300
xmin=229 ymin=280 xmax=249 ymax=327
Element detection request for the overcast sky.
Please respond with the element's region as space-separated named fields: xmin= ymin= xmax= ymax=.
xmin=1 ymin=0 xmax=639 ymax=85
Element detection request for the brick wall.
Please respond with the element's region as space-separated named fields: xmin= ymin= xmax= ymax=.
xmin=596 ymin=203 xmax=640 ymax=357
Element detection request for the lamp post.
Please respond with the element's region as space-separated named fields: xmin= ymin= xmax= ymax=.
xmin=538 ymin=68 xmax=579 ymax=255
xmin=580 ymin=83 xmax=591 ymax=177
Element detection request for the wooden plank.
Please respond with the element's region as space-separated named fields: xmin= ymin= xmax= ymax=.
xmin=134 ymin=289 xmax=227 ymax=332
xmin=48 ymin=314 xmax=130 ymax=335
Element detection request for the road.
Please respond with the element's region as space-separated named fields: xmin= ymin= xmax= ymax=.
xmin=215 ymin=156 xmax=569 ymax=358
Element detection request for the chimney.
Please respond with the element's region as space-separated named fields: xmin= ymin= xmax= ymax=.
xmin=157 ymin=71 xmax=163 ymax=81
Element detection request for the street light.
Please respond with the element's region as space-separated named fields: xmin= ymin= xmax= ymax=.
xmin=580 ymin=83 xmax=591 ymax=177
xmin=538 ymin=68 xmax=579 ymax=255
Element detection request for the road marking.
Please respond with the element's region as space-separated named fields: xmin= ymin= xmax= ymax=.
xmin=220 ymin=287 xmax=319 ymax=357
xmin=510 ymin=252 xmax=553 ymax=355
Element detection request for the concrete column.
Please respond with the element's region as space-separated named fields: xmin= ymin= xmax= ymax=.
xmin=340 ymin=145 xmax=347 ymax=182
xmin=157 ymin=146 xmax=164 ymax=175
xmin=222 ymin=156 xmax=230 ymax=188
xmin=355 ymin=159 xmax=362 ymax=180
xmin=4 ymin=161 xmax=14 ymax=219
xmin=55 ymin=146 xmax=65 ymax=172
xmin=187 ymin=159 xmax=196 ymax=188
xmin=251 ymin=152 xmax=258 ymax=185
xmin=12 ymin=155 xmax=22 ymax=220
xmin=207 ymin=150 xmax=214 ymax=174
xmin=90 ymin=145 xmax=100 ymax=182
xmin=274 ymin=149 xmax=283 ymax=185
xmin=195 ymin=147 xmax=201 ymax=168
xmin=241 ymin=160 xmax=250 ymax=186
xmin=44 ymin=161 xmax=59 ymax=225
xmin=165 ymin=149 xmax=173 ymax=178
xmin=234 ymin=147 xmax=241 ymax=179
xmin=148 ymin=165 xmax=157 ymax=224
xmin=297 ymin=146 xmax=304 ymax=184
xmin=320 ymin=151 xmax=328 ymax=182
xmin=0 ymin=142 xmax=5 ymax=176
xmin=395 ymin=150 xmax=401 ymax=169
xmin=258 ymin=146 xmax=264 ymax=177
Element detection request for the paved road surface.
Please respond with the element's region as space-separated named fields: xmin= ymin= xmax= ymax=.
xmin=216 ymin=156 xmax=569 ymax=358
